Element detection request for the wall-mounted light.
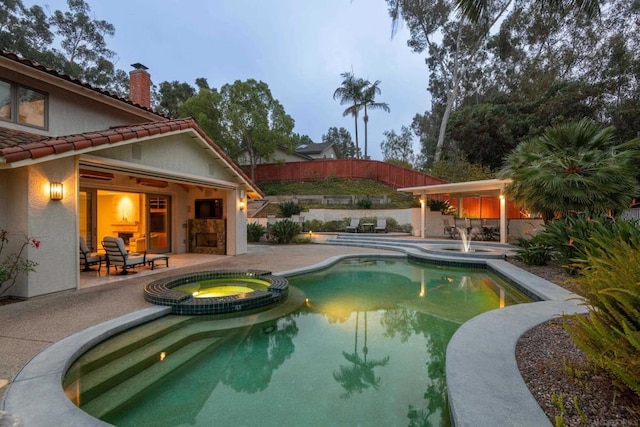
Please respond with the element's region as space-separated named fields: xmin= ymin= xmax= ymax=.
xmin=499 ymin=193 xmax=505 ymax=200
xmin=239 ymin=188 xmax=246 ymax=211
xmin=50 ymin=182 xmax=63 ymax=200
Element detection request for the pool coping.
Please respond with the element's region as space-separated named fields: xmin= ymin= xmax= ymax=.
xmin=1 ymin=241 xmax=585 ymax=426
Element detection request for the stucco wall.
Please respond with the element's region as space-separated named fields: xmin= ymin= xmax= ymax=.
xmin=18 ymin=159 xmax=77 ymax=297
xmin=93 ymin=134 xmax=240 ymax=183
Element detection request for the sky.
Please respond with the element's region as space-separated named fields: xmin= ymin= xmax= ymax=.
xmin=30 ymin=0 xmax=432 ymax=161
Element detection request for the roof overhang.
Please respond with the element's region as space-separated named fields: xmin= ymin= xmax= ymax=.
xmin=398 ymin=178 xmax=512 ymax=197
xmin=0 ymin=55 xmax=162 ymax=122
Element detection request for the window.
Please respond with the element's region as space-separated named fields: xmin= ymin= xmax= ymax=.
xmin=0 ymin=79 xmax=47 ymax=129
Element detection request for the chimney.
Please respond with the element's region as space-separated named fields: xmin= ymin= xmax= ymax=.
xmin=129 ymin=63 xmax=151 ymax=108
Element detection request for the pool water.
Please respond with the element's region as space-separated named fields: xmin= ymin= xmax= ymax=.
xmin=66 ymin=257 xmax=530 ymax=426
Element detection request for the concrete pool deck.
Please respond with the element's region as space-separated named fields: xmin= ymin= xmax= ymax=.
xmin=0 ymin=240 xmax=585 ymax=426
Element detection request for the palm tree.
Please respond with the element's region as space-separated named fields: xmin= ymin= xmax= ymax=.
xmin=454 ymin=0 xmax=601 ymax=22
xmin=361 ymin=80 xmax=390 ymax=159
xmin=333 ymin=72 xmax=368 ymax=158
xmin=498 ymin=119 xmax=640 ymax=219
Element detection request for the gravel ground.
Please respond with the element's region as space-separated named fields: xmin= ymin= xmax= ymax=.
xmin=510 ymin=260 xmax=640 ymax=426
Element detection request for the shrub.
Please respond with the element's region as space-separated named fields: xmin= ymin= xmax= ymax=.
xmin=513 ymin=238 xmax=555 ymax=266
xmin=278 ymin=200 xmax=302 ymax=218
xmin=530 ymin=214 xmax=617 ymax=274
xmin=269 ymin=219 xmax=301 ymax=244
xmin=564 ymin=229 xmax=640 ymax=397
xmin=356 ymin=197 xmax=372 ymax=209
xmin=247 ymin=222 xmax=266 ymax=243
xmin=1 ymin=229 xmax=39 ymax=296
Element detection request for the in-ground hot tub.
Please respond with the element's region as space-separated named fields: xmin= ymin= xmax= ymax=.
xmin=143 ymin=269 xmax=289 ymax=315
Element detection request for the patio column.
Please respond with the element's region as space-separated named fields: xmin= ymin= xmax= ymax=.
xmin=420 ymin=196 xmax=426 ymax=238
xmin=499 ymin=194 xmax=507 ymax=244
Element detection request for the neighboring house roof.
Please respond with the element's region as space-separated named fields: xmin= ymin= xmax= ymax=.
xmin=0 ymin=118 xmax=264 ymax=198
xmin=0 ymin=50 xmax=165 ymax=115
xmin=295 ymin=141 xmax=336 ymax=155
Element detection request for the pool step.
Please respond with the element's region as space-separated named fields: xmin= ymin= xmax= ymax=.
xmin=65 ymin=319 xmax=229 ymax=407
xmin=66 ymin=315 xmax=194 ymax=377
xmin=82 ymin=325 xmax=251 ymax=421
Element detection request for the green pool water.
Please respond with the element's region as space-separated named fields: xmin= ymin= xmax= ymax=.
xmin=66 ymin=257 xmax=530 ymax=426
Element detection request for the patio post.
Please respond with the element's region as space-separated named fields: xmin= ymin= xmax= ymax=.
xmin=420 ymin=195 xmax=426 ymax=238
xmin=499 ymin=194 xmax=507 ymax=244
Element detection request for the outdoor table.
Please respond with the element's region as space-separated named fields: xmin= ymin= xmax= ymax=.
xmin=361 ymin=222 xmax=374 ymax=233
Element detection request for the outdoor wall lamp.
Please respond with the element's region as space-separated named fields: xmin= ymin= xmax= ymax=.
xmin=499 ymin=193 xmax=505 ymax=200
xmin=239 ymin=189 xmax=246 ymax=211
xmin=50 ymin=182 xmax=63 ymax=200
xmin=239 ymin=200 xmax=246 ymax=211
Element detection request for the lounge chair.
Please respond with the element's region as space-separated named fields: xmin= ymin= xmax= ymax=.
xmin=375 ymin=218 xmax=387 ymax=233
xmin=79 ymin=236 xmax=104 ymax=271
xmin=345 ymin=217 xmax=360 ymax=233
xmin=102 ymin=236 xmax=158 ymax=275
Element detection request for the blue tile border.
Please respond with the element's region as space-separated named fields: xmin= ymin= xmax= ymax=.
xmin=143 ymin=269 xmax=289 ymax=315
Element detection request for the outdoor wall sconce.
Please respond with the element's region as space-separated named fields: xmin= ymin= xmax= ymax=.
xmin=239 ymin=189 xmax=246 ymax=211
xmin=499 ymin=193 xmax=505 ymax=200
xmin=239 ymin=200 xmax=246 ymax=211
xmin=50 ymin=182 xmax=63 ymax=200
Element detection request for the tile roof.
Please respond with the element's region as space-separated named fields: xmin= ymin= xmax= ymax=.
xmin=0 ymin=118 xmax=263 ymax=197
xmin=0 ymin=50 xmax=165 ymax=115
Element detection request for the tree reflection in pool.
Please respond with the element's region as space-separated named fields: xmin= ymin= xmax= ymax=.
xmin=69 ymin=257 xmax=530 ymax=427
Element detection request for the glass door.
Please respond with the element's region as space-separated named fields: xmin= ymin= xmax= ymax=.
xmin=147 ymin=194 xmax=170 ymax=253
xmin=79 ymin=189 xmax=97 ymax=251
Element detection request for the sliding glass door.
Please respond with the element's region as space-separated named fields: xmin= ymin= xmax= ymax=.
xmin=147 ymin=194 xmax=171 ymax=253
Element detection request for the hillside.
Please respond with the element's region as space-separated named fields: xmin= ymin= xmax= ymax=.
xmin=253 ymin=178 xmax=417 ymax=216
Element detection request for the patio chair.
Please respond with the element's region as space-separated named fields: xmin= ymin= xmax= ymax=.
xmin=345 ymin=217 xmax=360 ymax=233
xmin=443 ymin=218 xmax=458 ymax=239
xmin=101 ymin=236 xmax=148 ymax=275
xmin=79 ymin=236 xmax=104 ymax=271
xmin=375 ymin=218 xmax=387 ymax=233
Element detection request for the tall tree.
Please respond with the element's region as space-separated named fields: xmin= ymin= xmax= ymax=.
xmin=333 ymin=72 xmax=368 ymax=158
xmin=49 ymin=0 xmax=118 ymax=87
xmin=361 ymin=80 xmax=390 ymax=159
xmin=388 ymin=0 xmax=513 ymax=163
xmin=380 ymin=125 xmax=415 ymax=166
xmin=157 ymin=81 xmax=196 ymax=118
xmin=221 ymin=80 xmax=294 ymax=180
xmin=322 ymin=126 xmax=359 ymax=158
xmin=454 ymin=0 xmax=601 ymax=22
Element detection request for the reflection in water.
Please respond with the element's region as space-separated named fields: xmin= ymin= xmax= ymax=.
xmin=220 ymin=316 xmax=299 ymax=393
xmin=333 ymin=311 xmax=390 ymax=398
xmin=89 ymin=258 xmax=528 ymax=427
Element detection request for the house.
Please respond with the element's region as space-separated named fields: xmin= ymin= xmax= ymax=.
xmin=294 ymin=141 xmax=339 ymax=160
xmin=237 ymin=141 xmax=340 ymax=166
xmin=0 ymin=52 xmax=262 ymax=298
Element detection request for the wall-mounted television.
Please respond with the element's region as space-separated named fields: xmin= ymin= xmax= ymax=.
xmin=195 ymin=199 xmax=223 ymax=219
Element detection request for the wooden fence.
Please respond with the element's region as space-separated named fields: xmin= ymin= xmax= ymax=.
xmin=249 ymin=159 xmax=448 ymax=188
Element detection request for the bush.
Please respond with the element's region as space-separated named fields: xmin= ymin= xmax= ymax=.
xmin=531 ymin=214 xmax=636 ymax=273
xmin=247 ymin=223 xmax=266 ymax=243
xmin=564 ymin=229 xmax=640 ymax=397
xmin=513 ymin=238 xmax=555 ymax=266
xmin=269 ymin=219 xmax=301 ymax=244
xmin=356 ymin=197 xmax=372 ymax=209
xmin=0 ymin=229 xmax=39 ymax=296
xmin=278 ymin=200 xmax=303 ymax=218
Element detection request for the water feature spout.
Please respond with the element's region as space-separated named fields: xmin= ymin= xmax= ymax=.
xmin=457 ymin=227 xmax=472 ymax=252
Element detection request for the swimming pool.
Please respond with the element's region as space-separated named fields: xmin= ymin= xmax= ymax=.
xmin=64 ymin=257 xmax=530 ymax=426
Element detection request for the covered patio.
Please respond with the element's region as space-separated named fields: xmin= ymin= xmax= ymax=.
xmin=399 ymin=178 xmax=533 ymax=244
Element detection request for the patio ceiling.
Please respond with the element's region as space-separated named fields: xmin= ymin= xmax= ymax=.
xmin=398 ymin=178 xmax=512 ymax=198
